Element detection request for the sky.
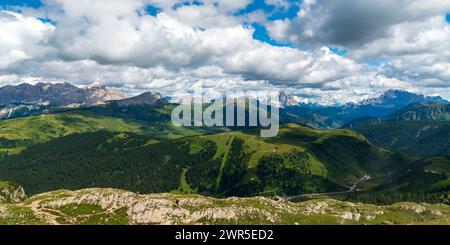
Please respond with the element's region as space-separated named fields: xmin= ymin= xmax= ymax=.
xmin=0 ymin=0 xmax=449 ymax=104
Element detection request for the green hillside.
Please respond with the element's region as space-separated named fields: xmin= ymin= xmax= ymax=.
xmin=348 ymin=120 xmax=450 ymax=158
xmin=348 ymin=102 xmax=450 ymax=158
xmin=423 ymin=156 xmax=450 ymax=192
xmin=390 ymin=102 xmax=450 ymax=121
xmin=344 ymin=155 xmax=450 ymax=200
xmin=0 ymin=103 xmax=447 ymax=204
xmin=0 ymin=103 xmax=220 ymax=157
xmin=0 ymin=124 xmax=421 ymax=198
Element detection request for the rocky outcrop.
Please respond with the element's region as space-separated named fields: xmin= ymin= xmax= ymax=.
xmin=0 ymin=181 xmax=27 ymax=203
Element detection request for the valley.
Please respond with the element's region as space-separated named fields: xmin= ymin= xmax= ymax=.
xmin=0 ymin=123 xmax=425 ymax=198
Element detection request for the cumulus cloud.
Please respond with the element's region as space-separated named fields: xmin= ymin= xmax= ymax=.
xmin=0 ymin=2 xmax=364 ymax=92
xmin=269 ymin=0 xmax=450 ymax=47
xmin=0 ymin=11 xmax=54 ymax=69
xmin=0 ymin=0 xmax=449 ymax=104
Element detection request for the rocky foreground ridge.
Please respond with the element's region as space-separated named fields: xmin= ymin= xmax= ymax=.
xmin=0 ymin=188 xmax=449 ymax=225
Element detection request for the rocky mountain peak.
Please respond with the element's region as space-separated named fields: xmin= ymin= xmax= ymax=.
xmin=87 ymin=81 xmax=106 ymax=90
xmin=86 ymin=83 xmax=125 ymax=104
xmin=279 ymin=91 xmax=300 ymax=107
xmin=358 ymin=90 xmax=446 ymax=108
xmin=116 ymin=91 xmax=166 ymax=106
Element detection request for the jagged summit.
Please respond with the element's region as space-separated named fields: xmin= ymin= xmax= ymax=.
xmin=358 ymin=89 xmax=446 ymax=108
xmin=115 ymin=91 xmax=167 ymax=106
xmin=87 ymin=81 xmax=106 ymax=89
xmin=0 ymin=82 xmax=125 ymax=119
xmin=279 ymin=91 xmax=300 ymax=107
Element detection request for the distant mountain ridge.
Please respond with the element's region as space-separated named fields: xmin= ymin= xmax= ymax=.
xmin=282 ymin=90 xmax=448 ymax=129
xmin=0 ymin=82 xmax=125 ymax=106
xmin=114 ymin=91 xmax=167 ymax=106
xmin=0 ymin=82 xmax=125 ymax=119
xmin=356 ymin=89 xmax=445 ymax=108
xmin=1 ymin=81 xmax=449 ymax=128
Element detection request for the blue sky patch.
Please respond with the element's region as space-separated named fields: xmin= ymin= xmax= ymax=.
xmin=172 ymin=1 xmax=203 ymax=10
xmin=237 ymin=0 xmax=298 ymax=20
xmin=237 ymin=0 xmax=274 ymax=15
xmin=268 ymin=2 xmax=299 ymax=21
xmin=330 ymin=47 xmax=348 ymax=56
xmin=446 ymin=14 xmax=450 ymax=23
xmin=0 ymin=0 xmax=42 ymax=9
xmin=365 ymin=59 xmax=386 ymax=67
xmin=38 ymin=17 xmax=57 ymax=26
xmin=251 ymin=23 xmax=291 ymax=47
xmin=145 ymin=4 xmax=162 ymax=17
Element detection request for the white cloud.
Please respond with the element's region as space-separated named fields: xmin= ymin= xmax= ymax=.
xmin=0 ymin=11 xmax=54 ymax=69
xmin=270 ymin=0 xmax=450 ymax=47
xmin=2 ymin=3 xmax=365 ymax=87
xmin=1 ymin=0 xmax=450 ymax=104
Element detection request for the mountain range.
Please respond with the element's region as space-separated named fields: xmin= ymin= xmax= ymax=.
xmin=0 ymin=82 xmax=125 ymax=119
xmin=1 ymin=82 xmax=448 ymax=127
xmin=0 ymin=82 xmax=125 ymax=106
xmin=282 ymin=89 xmax=448 ymax=129
xmin=2 ymin=81 xmax=450 ymax=159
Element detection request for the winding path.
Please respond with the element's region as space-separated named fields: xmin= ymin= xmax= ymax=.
xmin=286 ymin=175 xmax=370 ymax=201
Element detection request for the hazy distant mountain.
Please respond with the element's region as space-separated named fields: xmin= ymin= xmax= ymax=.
xmin=0 ymin=82 xmax=125 ymax=119
xmin=115 ymin=91 xmax=167 ymax=106
xmin=0 ymin=82 xmax=125 ymax=106
xmin=281 ymin=90 xmax=448 ymax=129
xmin=356 ymin=89 xmax=445 ymax=108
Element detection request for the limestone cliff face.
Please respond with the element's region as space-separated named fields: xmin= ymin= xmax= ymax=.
xmin=85 ymin=82 xmax=125 ymax=104
xmin=0 ymin=181 xmax=27 ymax=203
